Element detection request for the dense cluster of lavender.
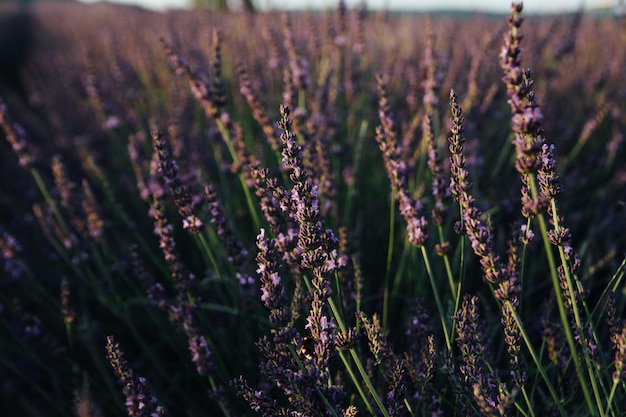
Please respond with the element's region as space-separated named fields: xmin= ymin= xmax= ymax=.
xmin=1 ymin=1 xmax=625 ymax=416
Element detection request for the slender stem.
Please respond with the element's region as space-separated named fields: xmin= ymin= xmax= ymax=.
xmin=420 ymin=246 xmax=451 ymax=350
xmin=527 ymin=174 xmax=596 ymax=415
xmin=449 ymin=206 xmax=467 ymax=342
xmin=215 ymin=118 xmax=261 ymax=230
xmin=603 ymin=380 xmax=619 ymax=417
xmin=287 ymin=345 xmax=340 ymax=417
xmin=548 ymin=199 xmax=604 ymax=415
xmin=326 ymin=296 xmax=390 ymax=417
xmin=519 ymin=217 xmax=532 ymax=317
xmin=391 ymin=237 xmax=410 ymax=296
xmin=195 ymin=232 xmax=222 ymax=280
xmin=437 ymin=224 xmax=456 ymax=297
xmin=348 ymin=347 xmax=392 ymax=417
xmin=337 ymin=350 xmax=376 ymax=415
xmin=591 ymin=257 xmax=626 ymax=319
xmin=298 ymin=87 xmax=306 ymax=111
xmin=301 ymin=272 xmax=386 ymax=416
xmin=382 ymin=193 xmax=396 ymax=327
xmin=342 ymin=120 xmax=368 ymax=229
xmin=520 ymin=384 xmax=535 ymax=417
xmin=333 ymin=270 xmax=347 ymax=328
xmin=535 ymin=210 xmax=596 ymax=415
xmin=505 ymin=300 xmax=566 ymax=416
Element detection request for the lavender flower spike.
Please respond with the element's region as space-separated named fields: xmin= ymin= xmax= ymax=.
xmin=151 ymin=130 xmax=204 ymax=233
xmin=106 ymin=336 xmax=167 ymax=417
xmin=375 ymin=73 xmax=428 ymax=247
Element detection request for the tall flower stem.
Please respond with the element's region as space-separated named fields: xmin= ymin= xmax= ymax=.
xmin=420 ymin=246 xmax=452 ymax=350
xmin=302 ymin=272 xmax=389 ymax=417
xmin=215 ymin=118 xmax=261 ymax=230
xmin=504 ymin=299 xmax=566 ymax=416
xmin=194 ymin=231 xmax=222 ymax=281
xmin=437 ymin=225 xmax=456 ymax=298
xmin=382 ymin=194 xmax=396 ymax=327
xmin=499 ymin=3 xmax=603 ymax=412
xmin=533 ymin=184 xmax=601 ymax=416
xmin=286 ymin=344 xmax=341 ymax=417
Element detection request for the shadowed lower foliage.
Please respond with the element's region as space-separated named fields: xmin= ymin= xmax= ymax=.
xmin=1 ymin=1 xmax=626 ymax=417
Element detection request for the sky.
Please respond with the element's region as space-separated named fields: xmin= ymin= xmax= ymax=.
xmin=82 ymin=0 xmax=602 ymax=14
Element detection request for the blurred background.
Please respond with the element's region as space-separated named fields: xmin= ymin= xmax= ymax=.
xmin=0 ymin=0 xmax=623 ymax=14
xmin=1 ymin=0 xmax=623 ymax=105
xmin=79 ymin=0 xmax=625 ymax=14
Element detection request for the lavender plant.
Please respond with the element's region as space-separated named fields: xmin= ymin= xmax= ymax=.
xmin=0 ymin=1 xmax=625 ymax=417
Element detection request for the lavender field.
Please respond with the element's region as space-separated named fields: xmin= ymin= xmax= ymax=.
xmin=1 ymin=1 xmax=625 ymax=416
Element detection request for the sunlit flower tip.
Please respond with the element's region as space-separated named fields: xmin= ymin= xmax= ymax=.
xmin=182 ymin=216 xmax=204 ymax=231
xmin=520 ymin=224 xmax=534 ymax=243
xmin=260 ymin=287 xmax=271 ymax=303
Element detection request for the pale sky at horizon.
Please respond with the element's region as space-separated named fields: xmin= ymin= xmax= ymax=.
xmin=81 ymin=0 xmax=614 ymax=14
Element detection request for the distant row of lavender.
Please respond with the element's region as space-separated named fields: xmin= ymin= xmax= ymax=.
xmin=1 ymin=1 xmax=625 ymax=416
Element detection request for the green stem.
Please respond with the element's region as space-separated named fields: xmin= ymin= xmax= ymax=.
xmin=505 ymin=300 xmax=566 ymax=416
xmin=526 ymin=173 xmax=596 ymax=415
xmin=602 ymin=380 xmax=620 ymax=417
xmin=382 ymin=193 xmax=396 ymax=327
xmin=287 ymin=345 xmax=340 ymax=417
xmin=519 ymin=217 xmax=532 ymax=317
xmin=420 ymin=245 xmax=451 ymax=350
xmin=548 ymin=199 xmax=604 ymax=415
xmin=326 ymin=294 xmax=390 ymax=417
xmin=348 ymin=347 xmax=392 ymax=417
xmin=535 ymin=210 xmax=596 ymax=415
xmin=337 ymin=350 xmax=376 ymax=415
xmin=591 ymin=256 xmax=626 ymax=319
xmin=342 ymin=120 xmax=368 ymax=229
xmin=196 ymin=231 xmax=222 ymax=280
xmin=520 ymin=384 xmax=535 ymax=417
xmin=215 ymin=118 xmax=261 ymax=230
xmin=449 ymin=206 xmax=467 ymax=343
xmin=437 ymin=224 xmax=456 ymax=297
xmin=390 ymin=237 xmax=410 ymax=296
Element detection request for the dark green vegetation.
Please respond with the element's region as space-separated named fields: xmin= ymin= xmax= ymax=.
xmin=0 ymin=5 xmax=33 ymax=93
xmin=1 ymin=2 xmax=625 ymax=416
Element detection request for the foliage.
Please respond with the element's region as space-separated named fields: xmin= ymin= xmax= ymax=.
xmin=1 ymin=1 xmax=625 ymax=416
